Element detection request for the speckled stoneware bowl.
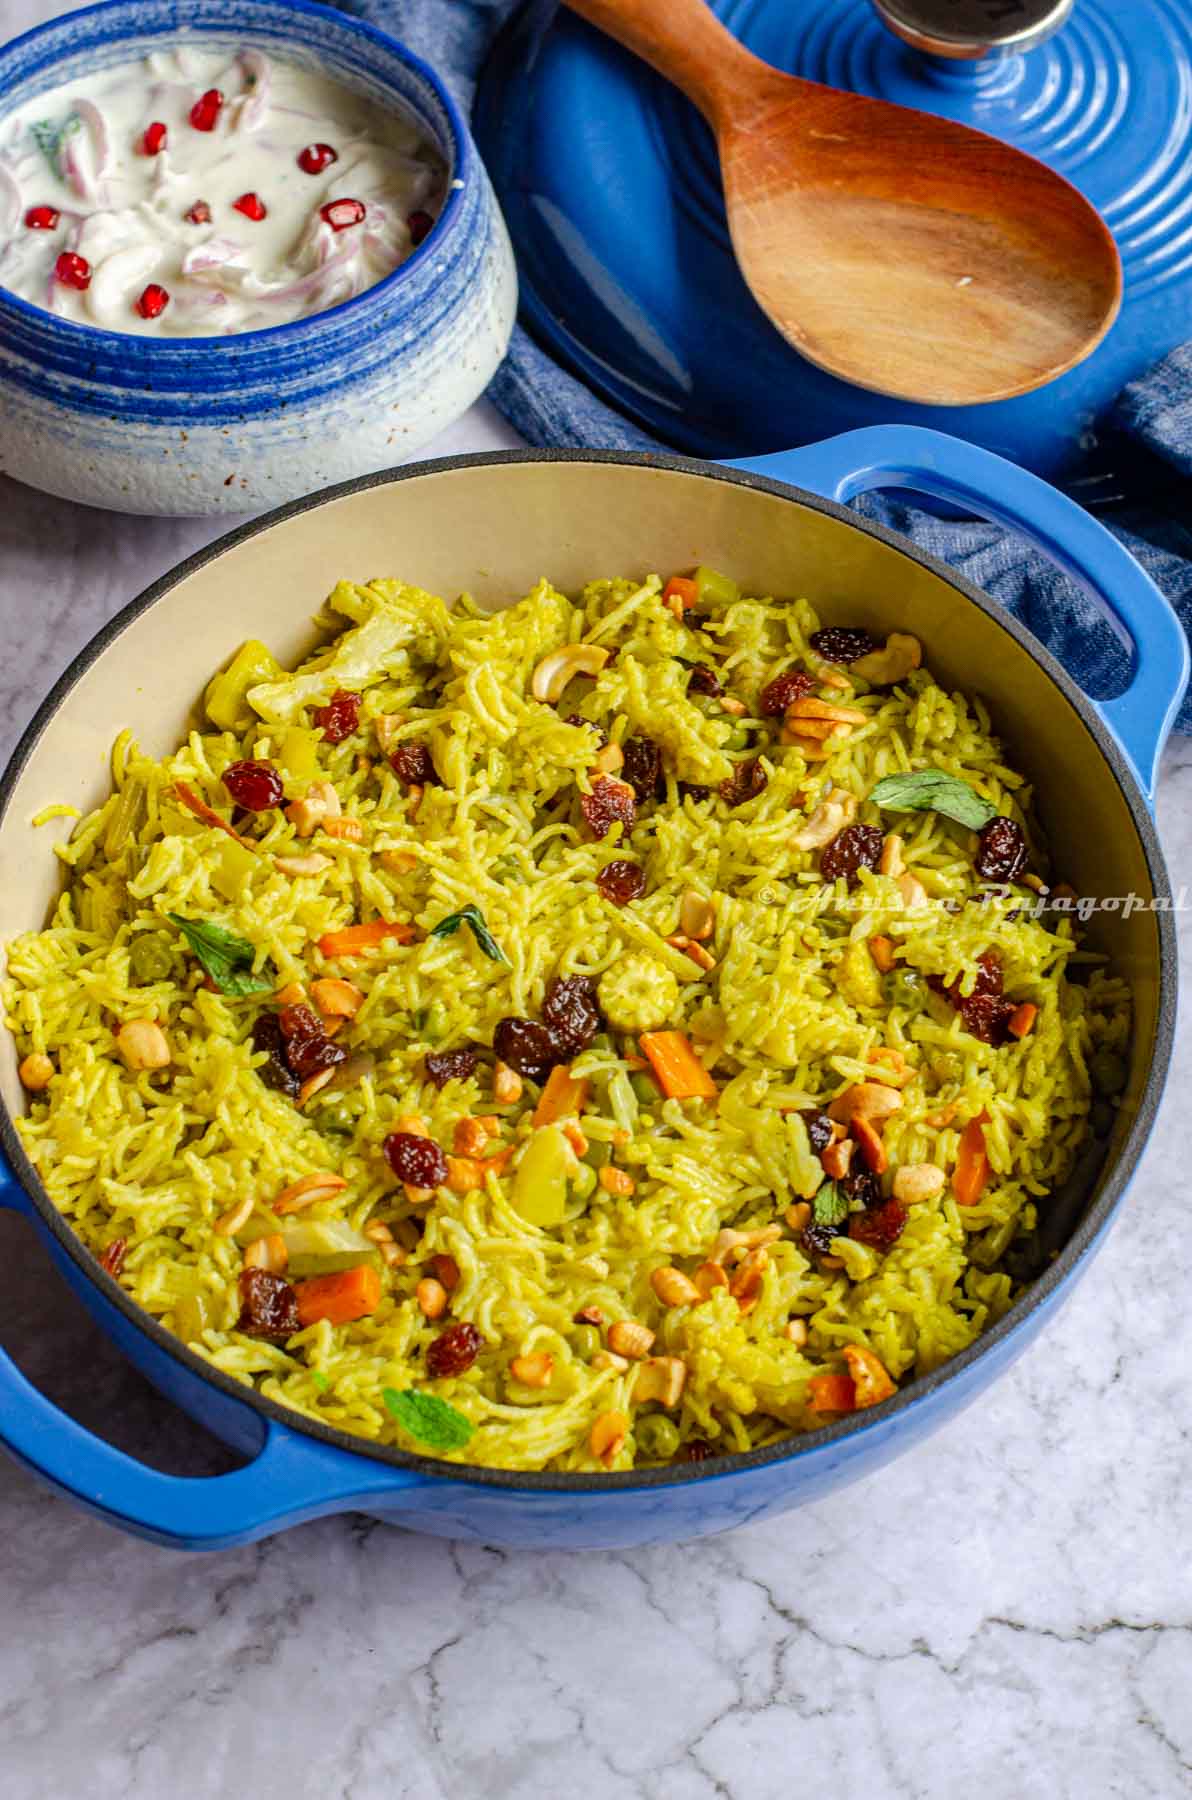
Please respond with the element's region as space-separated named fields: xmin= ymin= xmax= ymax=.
xmin=0 ymin=0 xmax=517 ymax=515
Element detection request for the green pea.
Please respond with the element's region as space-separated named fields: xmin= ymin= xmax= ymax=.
xmin=128 ymin=933 xmax=174 ymax=984
xmin=725 ymin=726 xmax=751 ymax=751
xmin=583 ymin=1139 xmax=612 ymax=1171
xmin=590 ymin=1033 xmax=615 ymax=1055
xmin=630 ymin=1071 xmax=661 ymax=1106
xmin=1090 ymin=1050 xmax=1127 ymax=1096
xmin=571 ymin=1324 xmax=602 ymax=1359
xmin=315 ymin=1100 xmax=357 ymax=1139
xmin=892 ymin=969 xmax=925 ymax=1007
xmin=636 ymin=1414 xmax=680 ymax=1460
xmin=573 ymin=1162 xmax=597 ymax=1201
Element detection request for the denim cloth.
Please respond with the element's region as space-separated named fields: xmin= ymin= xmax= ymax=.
xmin=337 ymin=0 xmax=1192 ymax=731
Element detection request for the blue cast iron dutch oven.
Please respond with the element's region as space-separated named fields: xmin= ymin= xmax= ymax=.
xmin=0 ymin=427 xmax=1185 ymax=1551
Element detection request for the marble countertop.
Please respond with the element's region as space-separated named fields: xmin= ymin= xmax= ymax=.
xmin=2 ymin=5 xmax=1191 ymax=1794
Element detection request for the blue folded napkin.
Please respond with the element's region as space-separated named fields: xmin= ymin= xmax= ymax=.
xmin=337 ymin=0 xmax=1192 ymax=732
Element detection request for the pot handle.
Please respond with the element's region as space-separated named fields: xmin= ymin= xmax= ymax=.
xmin=727 ymin=425 xmax=1189 ymax=804
xmin=0 ymin=1171 xmax=427 ymax=1550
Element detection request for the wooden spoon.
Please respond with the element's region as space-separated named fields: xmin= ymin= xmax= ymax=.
xmin=563 ymin=0 xmax=1122 ymax=406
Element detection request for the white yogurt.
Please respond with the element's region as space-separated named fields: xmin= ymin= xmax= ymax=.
xmin=0 ymin=45 xmax=445 ymax=334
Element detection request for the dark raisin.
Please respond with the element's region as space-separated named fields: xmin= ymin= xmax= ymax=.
xmin=820 ymin=823 xmax=885 ymax=886
xmin=841 ymin=1165 xmax=883 ymax=1212
xmin=848 ymin=1198 xmax=908 ymax=1253
xmin=685 ymin=1439 xmax=716 ymax=1462
xmin=800 ymin=1221 xmax=841 ymax=1261
xmin=959 ymin=993 xmax=1016 ymax=1046
xmin=384 ymin=1130 xmax=449 ymax=1188
xmin=426 ymin=1320 xmax=484 ymax=1379
xmin=543 ymin=975 xmax=603 ymax=1058
xmin=974 ymin=816 xmax=1029 ymax=883
xmin=596 ymin=859 xmax=646 ymax=907
xmin=493 ymin=1017 xmax=558 ymax=1082
xmin=801 ymin=1107 xmax=834 ymax=1154
xmin=313 ymin=689 xmax=362 ymax=744
xmin=759 ymin=670 xmax=813 ymax=716
xmin=686 ymin=664 xmax=722 ymax=698
xmin=424 ymin=1046 xmax=478 ymax=1088
xmin=621 ymin=737 xmax=664 ymax=804
xmin=389 ymin=741 xmax=440 ymax=787
xmin=222 ymin=759 xmax=284 ymax=811
xmin=98 ymin=1237 xmax=128 ymax=1278
xmin=278 ymin=1003 xmax=346 ymax=1080
xmin=237 ymin=1267 xmax=299 ymax=1340
xmin=250 ymin=1014 xmax=301 ymax=1097
xmin=581 ymin=774 xmax=636 ymax=840
xmin=679 ymin=782 xmax=711 ymax=803
xmin=719 ymin=758 xmax=767 ymax=807
xmin=809 ymin=627 xmax=878 ymax=665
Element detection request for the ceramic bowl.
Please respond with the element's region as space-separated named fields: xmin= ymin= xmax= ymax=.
xmin=0 ymin=0 xmax=517 ymax=515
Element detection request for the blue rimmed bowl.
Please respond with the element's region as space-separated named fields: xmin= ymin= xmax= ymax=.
xmin=0 ymin=426 xmax=1185 ymax=1550
xmin=0 ymin=0 xmax=517 ymax=515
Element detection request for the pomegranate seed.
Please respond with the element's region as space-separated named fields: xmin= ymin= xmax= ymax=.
xmin=135 ymin=283 xmax=170 ymax=320
xmin=222 ymin=760 xmax=284 ymax=812
xmin=232 ymin=191 xmax=267 ymax=222
xmin=297 ymin=142 xmax=338 ymax=175
xmin=54 ymin=252 xmax=91 ymax=291
xmin=189 ymin=88 xmax=223 ymax=132
xmin=184 ymin=199 xmax=212 ymax=225
xmin=24 ymin=205 xmax=60 ymax=230
xmin=141 ymin=120 xmax=168 ymax=155
xmin=407 ymin=209 xmax=433 ymax=246
xmin=320 ymin=197 xmax=366 ymax=232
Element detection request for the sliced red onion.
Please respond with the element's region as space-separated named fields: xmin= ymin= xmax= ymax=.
xmin=237 ymin=50 xmax=272 ymax=132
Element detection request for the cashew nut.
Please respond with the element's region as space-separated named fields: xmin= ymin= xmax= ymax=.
xmin=530 ymin=644 xmax=610 ymax=703
xmin=791 ymin=787 xmax=858 ymax=851
xmin=852 ymin=632 xmax=922 ymax=688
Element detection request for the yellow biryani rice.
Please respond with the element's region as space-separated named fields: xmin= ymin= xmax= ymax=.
xmin=3 ymin=569 xmax=1130 ymax=1470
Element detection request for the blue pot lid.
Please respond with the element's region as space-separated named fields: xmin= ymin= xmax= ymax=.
xmin=475 ymin=0 xmax=1192 ymax=482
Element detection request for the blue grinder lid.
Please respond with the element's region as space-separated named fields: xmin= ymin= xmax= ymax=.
xmin=475 ymin=0 xmax=1192 ymax=481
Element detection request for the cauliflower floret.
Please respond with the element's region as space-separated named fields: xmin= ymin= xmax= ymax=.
xmin=598 ymin=954 xmax=680 ymax=1033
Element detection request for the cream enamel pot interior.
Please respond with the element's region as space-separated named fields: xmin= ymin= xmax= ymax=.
xmin=0 ymin=428 xmax=1183 ymax=1551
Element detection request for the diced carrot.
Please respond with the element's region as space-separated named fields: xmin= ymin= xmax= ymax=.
xmin=851 ymin=1113 xmax=887 ymax=1175
xmin=294 ymin=1263 xmax=382 ymax=1328
xmin=953 ymin=1110 xmax=990 ymax=1206
xmin=317 ymin=920 xmax=415 ymax=958
xmin=868 ymin=935 xmax=896 ymax=973
xmin=481 ymin=1146 xmax=515 ymax=1175
xmin=445 ymin=1155 xmax=484 ymax=1193
xmin=638 ymin=1030 xmax=718 ymax=1100
xmin=174 ymin=779 xmax=253 ymax=849
xmin=807 ymin=1373 xmax=856 ymax=1415
xmin=533 ymin=1065 xmax=591 ymax=1128
xmin=842 ymin=1343 xmax=897 ymax=1408
xmin=1008 ymin=1002 xmax=1038 ymax=1040
xmin=661 ymin=576 xmax=698 ymax=612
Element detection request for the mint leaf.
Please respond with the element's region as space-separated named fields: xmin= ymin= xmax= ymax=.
xmin=429 ymin=904 xmax=507 ymax=964
xmin=311 ymin=1371 xmax=330 ymax=1393
xmin=869 ymin=770 xmax=996 ymax=832
xmin=167 ymin=913 xmax=273 ymax=997
xmin=30 ymin=113 xmax=79 ymax=177
xmin=383 ymin=1387 xmax=473 ymax=1451
xmin=812 ymin=1181 xmax=849 ymax=1229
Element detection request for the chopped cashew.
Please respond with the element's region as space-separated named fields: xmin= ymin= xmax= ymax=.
xmin=879 ymin=833 xmax=905 ymax=878
xmin=116 ymin=1020 xmax=171 ymax=1072
xmin=531 ymin=643 xmax=610 ymax=703
xmin=510 ymin=1352 xmax=554 ymax=1388
xmin=679 ymin=889 xmax=716 ymax=941
xmin=651 ymin=1266 xmax=702 ymax=1308
xmin=791 ymin=787 xmax=857 ymax=851
xmin=892 ymin=1163 xmax=947 ymax=1204
xmin=416 ymin=1278 xmax=448 ymax=1319
xmin=590 ymin=1410 xmax=629 ymax=1466
xmin=827 ymin=1082 xmax=903 ymax=1125
xmin=852 ymin=633 xmax=922 ymax=688
xmin=214 ymin=1195 xmax=253 ymax=1237
xmin=275 ymin=852 xmax=332 ymax=877
xmin=633 ymin=1356 xmax=687 ymax=1408
xmin=608 ymin=1319 xmax=655 ymax=1360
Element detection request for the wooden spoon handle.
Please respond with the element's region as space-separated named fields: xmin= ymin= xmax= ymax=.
xmin=562 ymin=0 xmax=770 ymax=124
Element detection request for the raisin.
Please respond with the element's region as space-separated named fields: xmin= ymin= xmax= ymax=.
xmin=581 ymin=774 xmax=636 ymax=840
xmin=759 ymin=670 xmax=813 ymax=716
xmin=426 ymin=1320 xmax=484 ymax=1379
xmin=278 ymin=1003 xmax=346 ymax=1080
xmin=719 ymin=758 xmax=767 ymax=807
xmin=800 ymin=1221 xmax=841 ymax=1261
xmin=801 ymin=1107 xmax=834 ymax=1155
xmin=841 ymin=1165 xmax=883 ymax=1212
xmin=932 ymin=951 xmax=1015 ymax=1044
xmin=974 ymin=816 xmax=1029 ymax=883
xmin=685 ymin=1439 xmax=716 ymax=1462
xmin=596 ymin=859 xmax=646 ymax=907
xmin=679 ymin=782 xmax=711 ymax=803
xmin=492 ymin=1016 xmax=558 ymax=1082
xmin=389 ymin=741 xmax=440 ymax=788
xmin=425 ymin=1046 xmax=478 ymax=1088
xmin=543 ymin=975 xmax=603 ymax=1058
xmin=237 ymin=1268 xmax=299 ymax=1340
xmin=384 ymin=1130 xmax=448 ymax=1188
xmin=621 ymin=737 xmax=664 ymax=804
xmin=250 ymin=1013 xmax=300 ymax=1097
xmin=98 ymin=1238 xmax=128 ymax=1278
xmin=848 ymin=1198 xmax=908 ymax=1253
xmin=820 ymin=823 xmax=885 ymax=886
xmin=686 ymin=664 xmax=722 ymax=698
xmin=313 ymin=689 xmax=362 ymax=744
xmin=809 ymin=627 xmax=878 ymax=665
xmin=222 ymin=759 xmax=284 ymax=811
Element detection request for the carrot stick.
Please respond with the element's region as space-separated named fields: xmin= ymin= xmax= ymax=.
xmin=173 ymin=780 xmax=254 ymax=849
xmin=638 ymin=1030 xmax=718 ymax=1100
xmin=953 ymin=1110 xmax=991 ymax=1206
xmin=294 ymin=1264 xmax=381 ymax=1328
xmin=317 ymin=921 xmax=415 ymax=958
xmin=807 ymin=1373 xmax=856 ymax=1415
xmin=868 ymin=934 xmax=896 ymax=973
xmin=851 ymin=1114 xmax=887 ymax=1174
xmin=1008 ymin=1002 xmax=1038 ymax=1040
xmin=533 ymin=1065 xmax=591 ymax=1128
xmin=661 ymin=576 xmax=698 ymax=611
xmin=842 ymin=1343 xmax=897 ymax=1408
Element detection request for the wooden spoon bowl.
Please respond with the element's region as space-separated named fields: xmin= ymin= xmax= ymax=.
xmin=564 ymin=0 xmax=1122 ymax=406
